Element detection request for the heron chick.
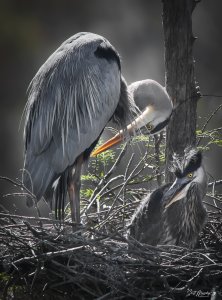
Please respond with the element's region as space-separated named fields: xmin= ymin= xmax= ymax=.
xmin=128 ymin=148 xmax=207 ymax=248
xmin=91 ymin=79 xmax=173 ymax=156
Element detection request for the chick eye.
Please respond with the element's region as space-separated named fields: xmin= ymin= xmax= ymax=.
xmin=187 ymin=173 xmax=193 ymax=178
xmin=147 ymin=123 xmax=153 ymax=131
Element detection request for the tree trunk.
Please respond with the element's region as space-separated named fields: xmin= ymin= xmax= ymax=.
xmin=162 ymin=0 xmax=200 ymax=182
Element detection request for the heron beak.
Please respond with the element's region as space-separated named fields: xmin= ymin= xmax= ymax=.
xmin=91 ymin=106 xmax=153 ymax=157
xmin=164 ymin=177 xmax=191 ymax=209
xmin=90 ymin=133 xmax=124 ymax=156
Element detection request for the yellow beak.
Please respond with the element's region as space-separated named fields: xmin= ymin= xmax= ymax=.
xmin=91 ymin=106 xmax=153 ymax=157
xmin=91 ymin=133 xmax=123 ymax=157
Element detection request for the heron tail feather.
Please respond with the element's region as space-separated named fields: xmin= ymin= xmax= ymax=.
xmin=23 ymin=154 xmax=55 ymax=206
xmin=54 ymin=170 xmax=68 ymax=220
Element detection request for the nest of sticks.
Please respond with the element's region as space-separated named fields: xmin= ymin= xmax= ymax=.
xmin=0 ymin=204 xmax=222 ymax=300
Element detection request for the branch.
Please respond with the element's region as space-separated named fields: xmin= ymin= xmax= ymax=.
xmin=197 ymin=104 xmax=222 ymax=146
xmin=208 ymin=180 xmax=222 ymax=187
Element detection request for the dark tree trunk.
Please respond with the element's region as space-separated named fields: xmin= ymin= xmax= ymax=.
xmin=162 ymin=0 xmax=200 ymax=182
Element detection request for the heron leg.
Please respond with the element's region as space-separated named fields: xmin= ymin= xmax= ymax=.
xmin=68 ymin=155 xmax=83 ymax=226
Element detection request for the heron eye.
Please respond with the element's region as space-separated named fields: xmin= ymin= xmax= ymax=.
xmin=187 ymin=173 xmax=193 ymax=178
xmin=147 ymin=123 xmax=153 ymax=131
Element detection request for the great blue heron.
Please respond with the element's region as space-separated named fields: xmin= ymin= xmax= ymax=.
xmin=23 ymin=32 xmax=133 ymax=223
xmin=127 ymin=148 xmax=207 ymax=248
xmin=22 ymin=32 xmax=172 ymax=224
xmin=91 ymin=79 xmax=173 ymax=156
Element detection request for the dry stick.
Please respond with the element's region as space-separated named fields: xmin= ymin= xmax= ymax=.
xmin=201 ymin=94 xmax=222 ymax=98
xmin=98 ymin=181 xmax=154 ymax=212
xmin=154 ymin=133 xmax=164 ymax=187
xmin=1 ymin=224 xmax=28 ymax=228
xmin=3 ymin=192 xmax=31 ymax=198
xmin=211 ymin=181 xmax=218 ymax=208
xmin=209 ymin=127 xmax=222 ymax=132
xmin=95 ymin=204 xmax=129 ymax=230
xmin=43 ymin=260 xmax=105 ymax=298
xmin=87 ymin=137 xmax=154 ymax=224
xmin=0 ymin=212 xmax=74 ymax=225
xmin=96 ymin=197 xmax=101 ymax=223
xmin=0 ymin=176 xmax=43 ymax=227
xmin=197 ymin=103 xmax=222 ymax=146
xmin=206 ymin=194 xmax=222 ymax=203
xmin=96 ymin=185 xmax=148 ymax=231
xmin=91 ymin=137 xmax=153 ymax=219
xmin=122 ymin=153 xmax=135 ymax=225
xmin=84 ymin=201 xmax=140 ymax=221
xmin=96 ymin=144 xmax=127 ymax=186
xmin=0 ymin=176 xmax=36 ymax=201
xmin=100 ymin=142 xmax=153 ymax=202
xmin=98 ymin=177 xmax=149 ymax=200
xmin=126 ymin=139 xmax=155 ymax=180
xmin=30 ymin=264 xmax=42 ymax=292
xmin=208 ymin=180 xmax=222 ymax=187
xmin=197 ymin=127 xmax=222 ymax=139
xmin=13 ymin=245 xmax=85 ymax=265
xmin=95 ymin=147 xmax=159 ymax=229
xmin=84 ymin=175 xmax=124 ymax=218
xmin=105 ymin=153 xmax=134 ymax=220
xmin=197 ymin=127 xmax=222 ymax=148
xmin=105 ymin=152 xmax=147 ymax=221
xmin=204 ymin=200 xmax=222 ymax=212
xmin=81 ymin=145 xmax=127 ymax=216
xmin=96 ymin=292 xmax=113 ymax=300
xmin=99 ymin=162 xmax=159 ymax=200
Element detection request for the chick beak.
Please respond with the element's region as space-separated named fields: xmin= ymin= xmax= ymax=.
xmin=164 ymin=177 xmax=191 ymax=209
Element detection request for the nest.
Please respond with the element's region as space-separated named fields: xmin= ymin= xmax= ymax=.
xmin=0 ymin=209 xmax=222 ymax=300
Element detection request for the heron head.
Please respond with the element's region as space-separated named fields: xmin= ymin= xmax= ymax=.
xmin=164 ymin=148 xmax=207 ymax=208
xmin=144 ymin=109 xmax=172 ymax=135
xmin=129 ymin=79 xmax=173 ymax=135
xmin=91 ymin=80 xmax=173 ymax=157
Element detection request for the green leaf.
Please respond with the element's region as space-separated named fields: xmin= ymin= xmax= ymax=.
xmin=210 ymin=139 xmax=222 ymax=147
xmin=80 ymin=188 xmax=94 ymax=199
xmin=81 ymin=174 xmax=97 ymax=182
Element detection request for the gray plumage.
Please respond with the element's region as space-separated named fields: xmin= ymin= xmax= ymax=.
xmin=128 ymin=148 xmax=207 ymax=248
xmin=23 ymin=32 xmax=134 ymax=210
xmin=129 ymin=79 xmax=172 ymax=114
xmin=128 ymin=79 xmax=173 ymax=134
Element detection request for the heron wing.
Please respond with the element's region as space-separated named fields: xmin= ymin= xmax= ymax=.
xmin=23 ymin=33 xmax=122 ymax=198
xmin=128 ymin=183 xmax=172 ymax=245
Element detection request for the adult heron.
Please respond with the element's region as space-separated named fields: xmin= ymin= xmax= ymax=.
xmin=127 ymin=148 xmax=207 ymax=248
xmin=91 ymin=79 xmax=173 ymax=156
xmin=23 ymin=32 xmax=136 ymax=223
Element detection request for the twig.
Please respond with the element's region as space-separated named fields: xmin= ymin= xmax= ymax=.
xmin=197 ymin=104 xmax=222 ymax=146
xmin=13 ymin=246 xmax=85 ymax=265
xmin=208 ymin=180 xmax=222 ymax=187
xmin=0 ymin=212 xmax=68 ymax=224
xmin=82 ymin=145 xmax=127 ymax=215
xmin=154 ymin=133 xmax=164 ymax=186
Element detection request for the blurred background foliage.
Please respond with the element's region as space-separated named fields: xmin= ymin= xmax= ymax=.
xmin=0 ymin=0 xmax=221 ymax=216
